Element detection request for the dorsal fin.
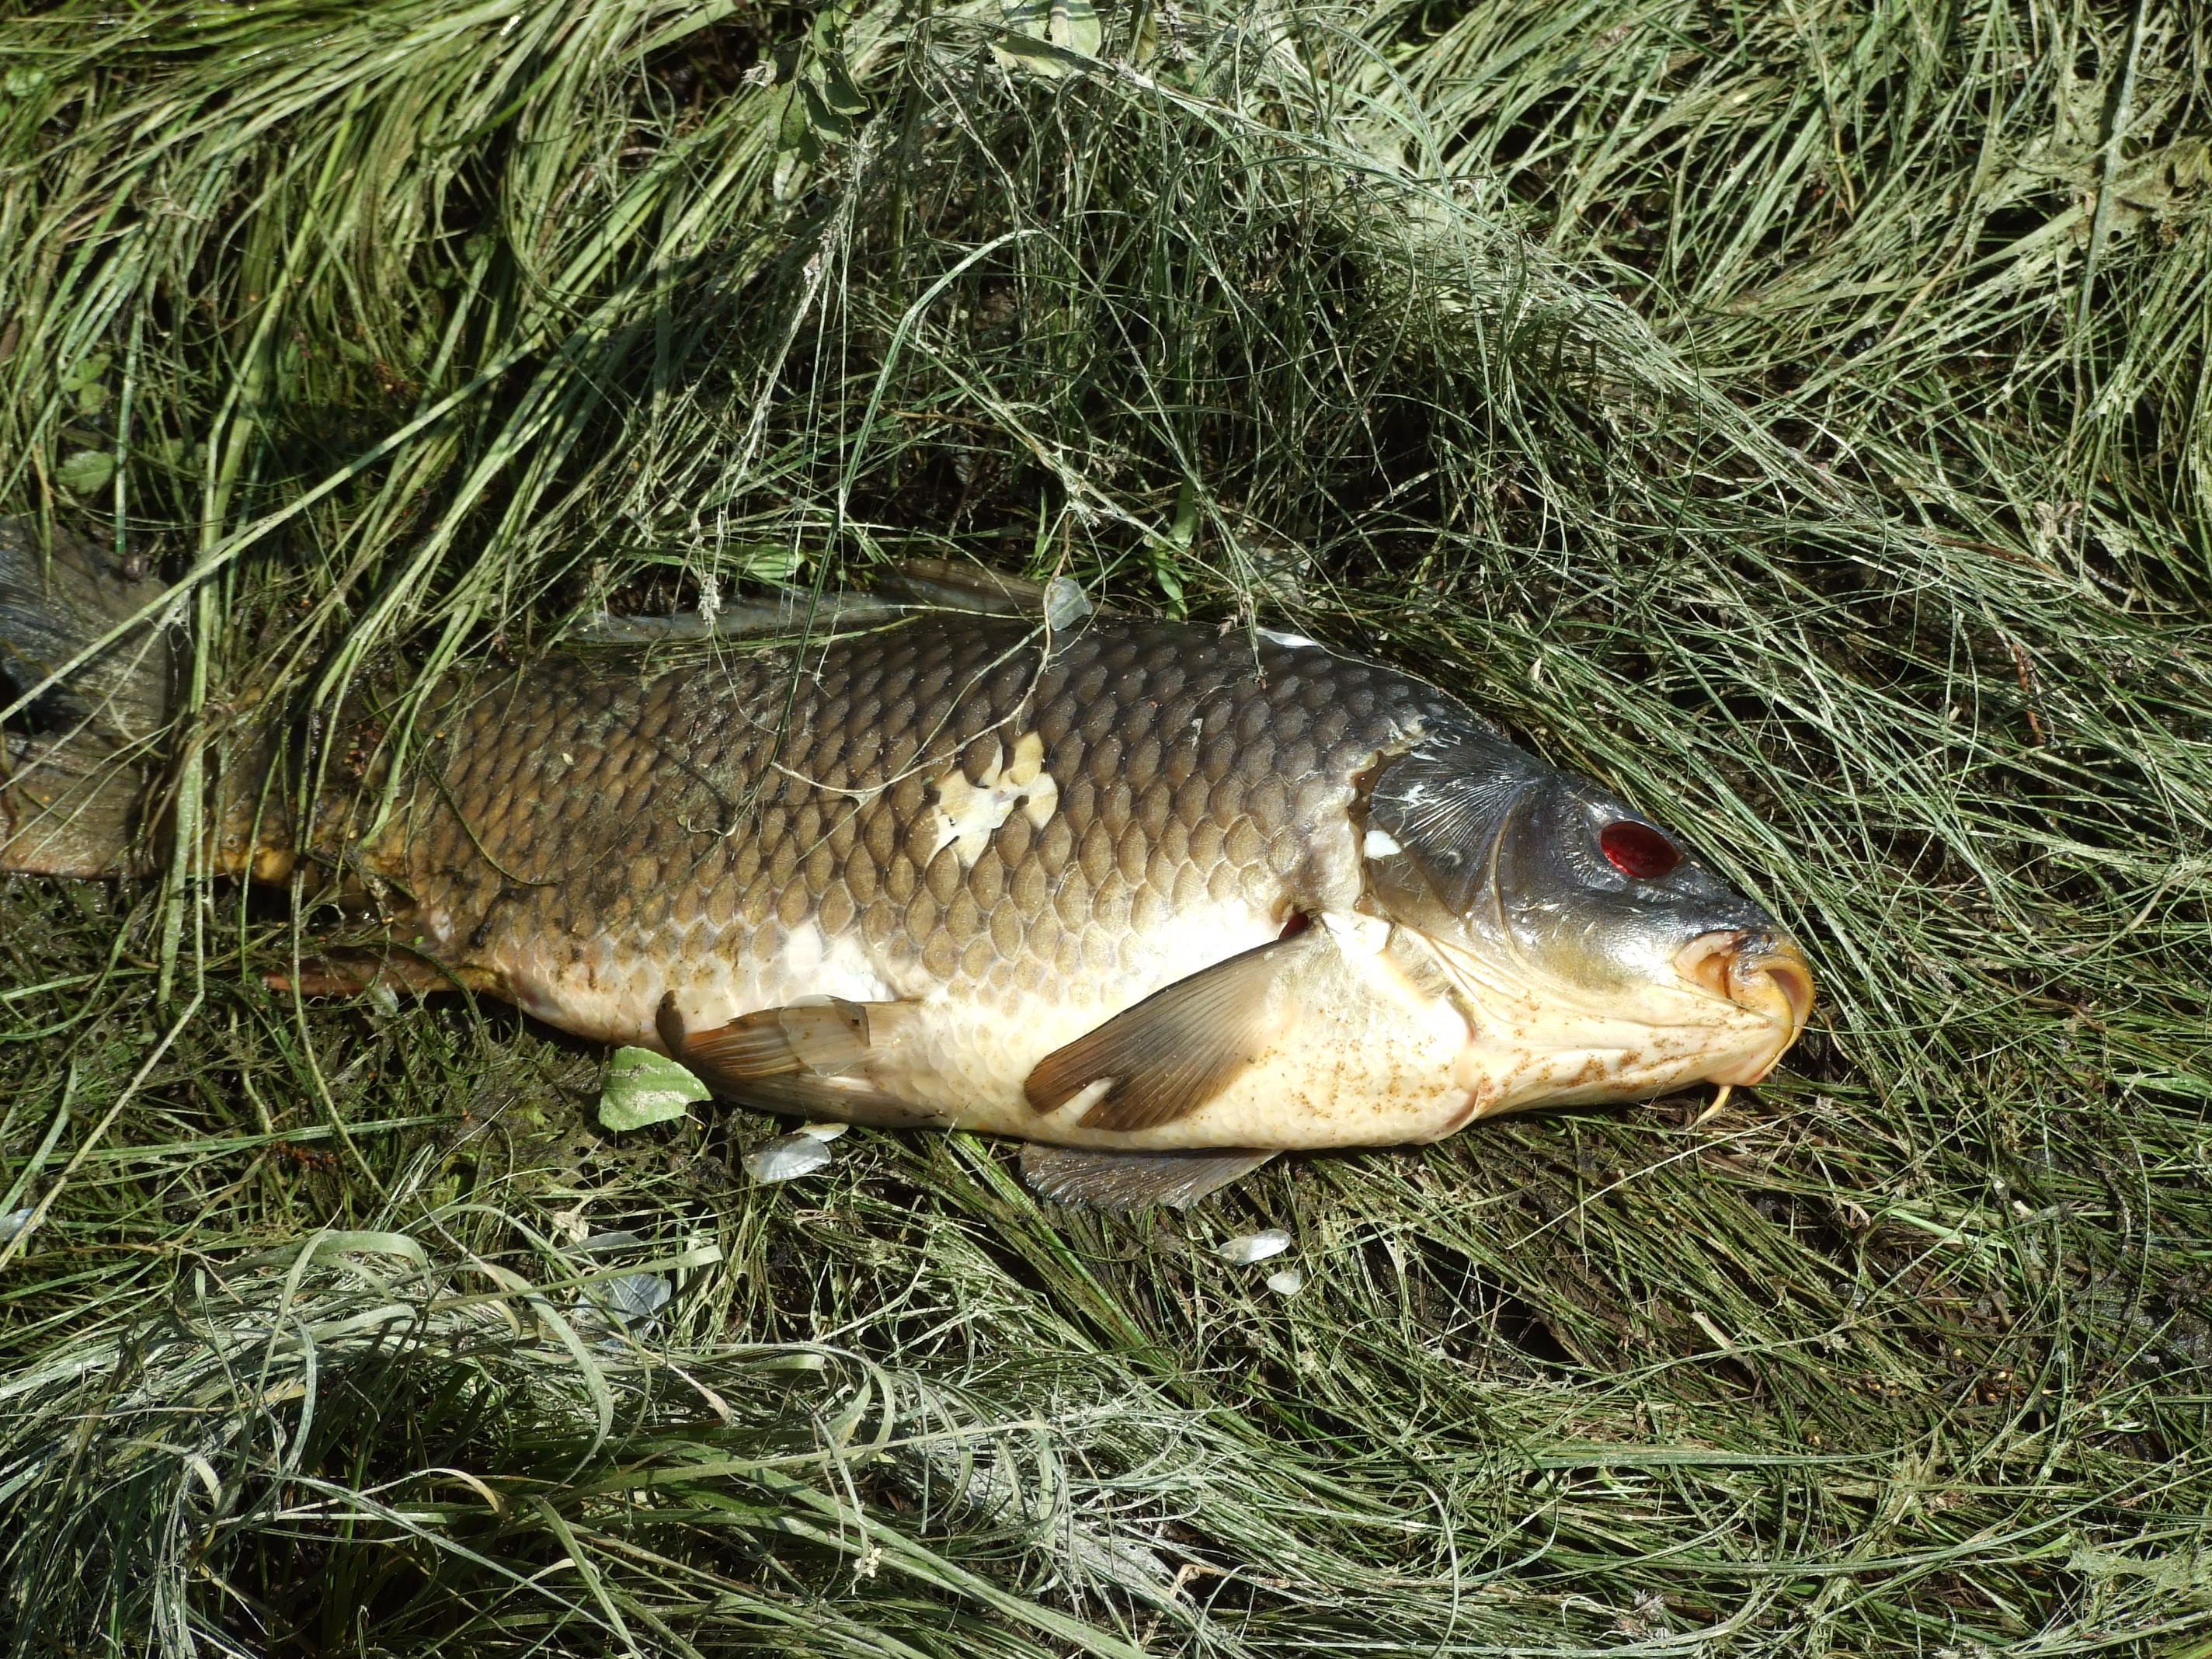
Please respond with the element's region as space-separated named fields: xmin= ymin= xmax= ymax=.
xmin=871 ymin=557 xmax=1111 ymax=618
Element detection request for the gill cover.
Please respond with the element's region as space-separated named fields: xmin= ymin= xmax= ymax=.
xmin=1361 ymin=726 xmax=1778 ymax=999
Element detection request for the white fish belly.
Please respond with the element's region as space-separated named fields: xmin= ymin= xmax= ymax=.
xmin=501 ymin=892 xmax=1478 ymax=1152
xmin=899 ymin=924 xmax=1477 ymax=1151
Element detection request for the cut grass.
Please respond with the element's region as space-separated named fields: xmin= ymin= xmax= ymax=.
xmin=3 ymin=0 xmax=2210 ymax=1654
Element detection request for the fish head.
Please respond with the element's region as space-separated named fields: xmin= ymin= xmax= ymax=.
xmin=1362 ymin=728 xmax=1814 ymax=1111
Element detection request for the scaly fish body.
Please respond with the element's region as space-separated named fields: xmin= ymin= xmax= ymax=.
xmin=3 ymin=525 xmax=1814 ymax=1203
xmin=352 ymin=617 xmax=1484 ymax=1149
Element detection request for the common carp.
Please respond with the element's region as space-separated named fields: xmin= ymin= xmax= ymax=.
xmin=1 ymin=523 xmax=1813 ymax=1206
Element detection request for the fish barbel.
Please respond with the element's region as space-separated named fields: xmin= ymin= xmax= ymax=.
xmin=1 ymin=525 xmax=1814 ymax=1206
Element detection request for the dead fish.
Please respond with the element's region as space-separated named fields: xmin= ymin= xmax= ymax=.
xmin=0 ymin=523 xmax=1813 ymax=1209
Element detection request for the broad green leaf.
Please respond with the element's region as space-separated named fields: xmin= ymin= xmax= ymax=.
xmin=815 ymin=55 xmax=869 ymax=120
xmin=799 ymin=75 xmax=856 ymax=144
xmin=1046 ymin=0 xmax=1101 ymax=58
xmin=598 ymin=1048 xmax=710 ymax=1131
xmin=59 ymin=351 xmax=110 ymax=394
xmin=775 ymin=82 xmax=816 ymax=158
xmin=56 ymin=450 xmax=114 ymax=496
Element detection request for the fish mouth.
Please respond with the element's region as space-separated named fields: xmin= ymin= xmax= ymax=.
xmin=1675 ymin=929 xmax=1816 ymax=1084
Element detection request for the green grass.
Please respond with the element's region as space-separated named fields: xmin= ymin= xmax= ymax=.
xmin=2 ymin=0 xmax=2210 ymax=1653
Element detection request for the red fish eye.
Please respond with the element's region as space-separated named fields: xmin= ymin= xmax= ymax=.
xmin=1599 ymin=819 xmax=1680 ymax=880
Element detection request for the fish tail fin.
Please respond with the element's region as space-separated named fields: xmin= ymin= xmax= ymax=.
xmin=0 ymin=516 xmax=176 ymax=876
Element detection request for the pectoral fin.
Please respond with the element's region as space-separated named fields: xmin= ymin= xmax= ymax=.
xmin=1024 ymin=934 xmax=1316 ymax=1132
xmin=658 ymin=993 xmax=945 ymax=1129
xmin=1018 ymin=1143 xmax=1278 ymax=1209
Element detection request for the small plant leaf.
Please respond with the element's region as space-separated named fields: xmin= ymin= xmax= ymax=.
xmin=56 ymin=450 xmax=114 ymax=496
xmin=1048 ymin=0 xmax=1101 ymax=57
xmin=598 ymin=1047 xmax=710 ymax=1131
xmin=798 ymin=75 xmax=856 ymax=144
xmin=815 ymin=54 xmax=868 ymax=120
xmin=776 ymin=82 xmax=819 ymax=160
xmin=59 ymin=351 xmax=111 ymax=394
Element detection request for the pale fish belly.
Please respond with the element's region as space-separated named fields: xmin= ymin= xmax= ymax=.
xmin=499 ymin=887 xmax=1337 ymax=1138
xmin=492 ymin=889 xmax=1483 ymax=1152
xmin=912 ymin=915 xmax=1480 ymax=1152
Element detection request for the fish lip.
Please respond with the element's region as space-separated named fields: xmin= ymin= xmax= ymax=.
xmin=1675 ymin=929 xmax=1816 ymax=1083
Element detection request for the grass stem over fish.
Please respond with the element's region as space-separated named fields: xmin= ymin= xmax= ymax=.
xmin=2 ymin=522 xmax=1810 ymax=1208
